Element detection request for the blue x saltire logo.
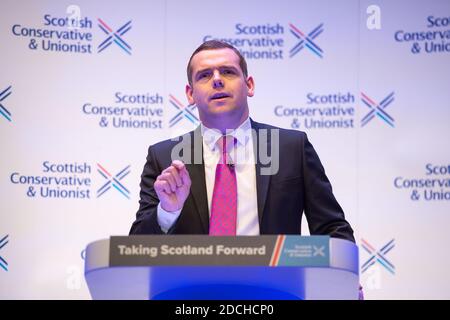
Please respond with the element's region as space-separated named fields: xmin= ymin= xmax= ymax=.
xmin=0 ymin=86 xmax=12 ymax=122
xmin=97 ymin=164 xmax=131 ymax=199
xmin=0 ymin=235 xmax=9 ymax=271
xmin=97 ymin=19 xmax=132 ymax=55
xmin=361 ymin=238 xmax=395 ymax=275
xmin=289 ymin=23 xmax=324 ymax=58
xmin=361 ymin=92 xmax=395 ymax=127
xmin=169 ymin=94 xmax=199 ymax=128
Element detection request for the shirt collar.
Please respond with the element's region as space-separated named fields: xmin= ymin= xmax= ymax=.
xmin=201 ymin=117 xmax=252 ymax=152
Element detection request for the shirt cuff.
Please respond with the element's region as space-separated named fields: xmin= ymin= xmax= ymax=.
xmin=157 ymin=202 xmax=182 ymax=233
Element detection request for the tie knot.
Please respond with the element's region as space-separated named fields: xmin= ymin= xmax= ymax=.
xmin=217 ymin=135 xmax=236 ymax=155
xmin=217 ymin=135 xmax=236 ymax=165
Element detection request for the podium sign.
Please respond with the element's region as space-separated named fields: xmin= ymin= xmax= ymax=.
xmin=85 ymin=235 xmax=359 ymax=300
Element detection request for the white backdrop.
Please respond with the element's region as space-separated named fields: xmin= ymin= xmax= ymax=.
xmin=1 ymin=0 xmax=449 ymax=299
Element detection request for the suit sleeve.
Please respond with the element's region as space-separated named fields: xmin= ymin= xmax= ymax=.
xmin=301 ymin=133 xmax=355 ymax=242
xmin=129 ymin=145 xmax=165 ymax=234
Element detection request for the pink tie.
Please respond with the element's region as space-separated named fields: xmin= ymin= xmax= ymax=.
xmin=209 ymin=136 xmax=237 ymax=236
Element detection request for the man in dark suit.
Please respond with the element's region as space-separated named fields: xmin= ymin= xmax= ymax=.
xmin=130 ymin=40 xmax=354 ymax=243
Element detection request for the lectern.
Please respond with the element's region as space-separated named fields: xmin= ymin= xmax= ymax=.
xmin=84 ymin=235 xmax=359 ymax=300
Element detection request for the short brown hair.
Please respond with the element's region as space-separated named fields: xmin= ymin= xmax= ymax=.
xmin=186 ymin=40 xmax=248 ymax=86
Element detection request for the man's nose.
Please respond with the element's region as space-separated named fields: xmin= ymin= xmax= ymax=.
xmin=212 ymin=70 xmax=224 ymax=88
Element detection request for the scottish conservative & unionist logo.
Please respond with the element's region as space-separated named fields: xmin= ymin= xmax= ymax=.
xmin=82 ymin=92 xmax=163 ymax=129
xmin=10 ymin=161 xmax=132 ymax=200
xmin=11 ymin=13 xmax=132 ymax=55
xmin=274 ymin=92 xmax=355 ymax=130
xmin=203 ymin=21 xmax=324 ymax=60
xmin=394 ymin=15 xmax=450 ymax=55
xmin=394 ymin=163 xmax=450 ymax=201
xmin=275 ymin=90 xmax=396 ymax=130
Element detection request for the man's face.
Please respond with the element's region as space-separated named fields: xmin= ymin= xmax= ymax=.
xmin=186 ymin=48 xmax=254 ymax=127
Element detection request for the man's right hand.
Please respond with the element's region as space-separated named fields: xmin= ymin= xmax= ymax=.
xmin=154 ymin=160 xmax=191 ymax=212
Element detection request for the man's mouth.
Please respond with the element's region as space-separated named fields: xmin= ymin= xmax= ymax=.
xmin=210 ymin=92 xmax=231 ymax=101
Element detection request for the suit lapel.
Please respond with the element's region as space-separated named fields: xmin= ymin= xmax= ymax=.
xmin=251 ymin=119 xmax=272 ymax=224
xmin=185 ymin=127 xmax=209 ymax=233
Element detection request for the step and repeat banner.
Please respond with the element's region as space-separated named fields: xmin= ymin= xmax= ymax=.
xmin=1 ymin=0 xmax=449 ymax=299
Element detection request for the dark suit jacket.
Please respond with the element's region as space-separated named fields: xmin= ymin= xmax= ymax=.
xmin=129 ymin=119 xmax=355 ymax=242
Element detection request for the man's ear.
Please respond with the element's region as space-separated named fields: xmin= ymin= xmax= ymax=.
xmin=246 ymin=76 xmax=255 ymax=97
xmin=185 ymin=84 xmax=195 ymax=105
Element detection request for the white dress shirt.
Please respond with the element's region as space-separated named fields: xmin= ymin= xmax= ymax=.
xmin=157 ymin=117 xmax=260 ymax=235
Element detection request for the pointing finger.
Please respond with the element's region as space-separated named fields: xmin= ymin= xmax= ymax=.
xmin=171 ymin=160 xmax=185 ymax=171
